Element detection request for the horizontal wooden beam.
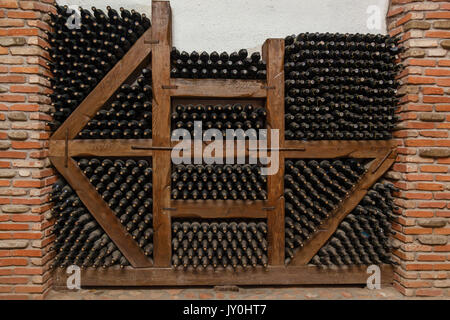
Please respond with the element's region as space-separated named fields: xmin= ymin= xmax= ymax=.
xmin=49 ymin=139 xmax=154 ymax=158
xmin=53 ymin=264 xmax=394 ymax=287
xmin=282 ymin=140 xmax=397 ymax=159
xmin=50 ymin=27 xmax=153 ymax=141
xmin=170 ymin=78 xmax=267 ymax=98
xmin=169 ymin=200 xmax=270 ymax=219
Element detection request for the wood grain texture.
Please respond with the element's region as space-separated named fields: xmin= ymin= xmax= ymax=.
xmin=50 ymin=156 xmax=152 ymax=268
xmin=290 ymin=147 xmax=397 ymax=265
xmin=50 ymin=28 xmax=153 ymax=141
xmin=151 ymin=1 xmax=173 ymax=267
xmin=53 ymin=264 xmax=393 ymax=286
xmin=283 ymin=140 xmax=397 ymax=158
xmin=170 ymin=78 xmax=267 ymax=98
xmin=49 ymin=140 xmax=154 ymax=157
xmin=169 ymin=200 xmax=270 ymax=219
xmin=263 ymin=39 xmax=285 ymax=265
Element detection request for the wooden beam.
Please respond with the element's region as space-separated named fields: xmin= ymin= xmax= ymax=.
xmin=50 ymin=156 xmax=152 ymax=268
xmin=50 ymin=27 xmax=153 ymax=141
xmin=263 ymin=39 xmax=285 ymax=266
xmin=169 ymin=200 xmax=269 ymax=219
xmin=49 ymin=139 xmax=154 ymax=158
xmin=290 ymin=148 xmax=397 ymax=265
xmin=151 ymin=0 xmax=172 ymax=267
xmin=53 ymin=264 xmax=394 ymax=287
xmin=282 ymin=140 xmax=397 ymax=158
xmin=170 ymin=78 xmax=267 ymax=98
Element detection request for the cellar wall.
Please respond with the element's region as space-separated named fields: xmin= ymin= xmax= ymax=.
xmin=386 ymin=0 xmax=450 ymax=297
xmin=0 ymin=0 xmax=56 ymax=299
xmin=60 ymin=0 xmax=390 ymax=52
xmin=0 ymin=0 xmax=449 ymax=299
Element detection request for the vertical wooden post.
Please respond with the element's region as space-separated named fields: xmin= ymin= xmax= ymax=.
xmin=151 ymin=0 xmax=172 ymax=267
xmin=262 ymin=39 xmax=285 ymax=265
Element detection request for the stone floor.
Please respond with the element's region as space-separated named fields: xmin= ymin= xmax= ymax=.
xmin=47 ymin=285 xmax=424 ymax=300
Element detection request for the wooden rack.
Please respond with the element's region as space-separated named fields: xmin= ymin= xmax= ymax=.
xmin=50 ymin=1 xmax=396 ymax=287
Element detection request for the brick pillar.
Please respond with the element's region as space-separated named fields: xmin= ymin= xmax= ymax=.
xmin=0 ymin=0 xmax=56 ymax=299
xmin=386 ymin=0 xmax=450 ymax=297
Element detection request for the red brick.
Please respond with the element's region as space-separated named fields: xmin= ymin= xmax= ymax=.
xmin=436 ymin=105 xmax=450 ymax=112
xmin=10 ymin=85 xmax=40 ymax=93
xmin=0 ymin=277 xmax=28 ymax=284
xmin=403 ymin=226 xmax=433 ymax=235
xmin=0 ymin=258 xmax=27 ymax=266
xmin=9 ymin=66 xmax=39 ymax=74
xmin=6 ymin=28 xmax=38 ymax=36
xmin=418 ymin=254 xmax=447 ymax=262
xmin=416 ymin=288 xmax=443 ymax=297
xmin=435 ymin=228 xmax=450 ymax=235
xmin=11 ymin=249 xmax=42 ymax=257
xmin=11 ymin=232 xmax=40 ymax=239
xmin=0 ymin=151 xmax=27 ymax=159
xmin=396 ymin=13 xmax=412 ymax=27
xmin=435 ymin=193 xmax=450 ymax=200
xmin=12 ymin=180 xmax=44 ymax=188
xmin=406 ymin=76 xmax=435 ymax=84
xmin=0 ymin=75 xmax=25 ymax=83
xmin=407 ymin=59 xmax=435 ymax=67
xmin=438 ymin=60 xmax=450 ymax=67
xmin=404 ymin=210 xmax=434 ymax=218
xmin=436 ymin=175 xmax=450 ymax=182
xmin=434 ymin=264 xmax=450 ymax=271
xmin=419 ymin=130 xmax=447 ymax=138
xmin=421 ymin=165 xmax=448 ymax=173
xmin=0 ymin=286 xmax=13 ymax=293
xmin=435 ymin=245 xmax=450 ymax=252
xmin=11 ymin=141 xmax=42 ymax=149
xmin=436 ymin=78 xmax=450 ymax=87
xmin=405 ymin=263 xmax=434 ymax=271
xmin=0 ymin=94 xmax=25 ymax=102
xmin=426 ymin=12 xmax=450 ymax=19
xmin=425 ymin=31 xmax=450 ymax=39
xmin=0 ymin=223 xmax=28 ymax=230
xmin=416 ymin=183 xmax=444 ymax=191
xmin=7 ymin=10 xmax=40 ymax=19
xmin=13 ymin=267 xmax=42 ymax=275
xmin=0 ymin=0 xmax=18 ymax=8
xmin=418 ymin=201 xmax=447 ymax=209
xmin=405 ymin=174 xmax=434 ymax=181
xmin=14 ymin=285 xmax=45 ymax=293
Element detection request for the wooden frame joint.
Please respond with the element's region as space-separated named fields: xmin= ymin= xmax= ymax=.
xmin=162 ymin=85 xmax=178 ymax=89
xmin=144 ymin=39 xmax=160 ymax=44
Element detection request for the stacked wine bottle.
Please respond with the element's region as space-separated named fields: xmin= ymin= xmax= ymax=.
xmin=78 ymin=68 xmax=153 ymax=139
xmin=170 ymin=48 xmax=266 ymax=79
xmin=310 ymin=182 xmax=397 ymax=266
xmin=47 ymin=4 xmax=151 ymax=131
xmin=171 ymin=164 xmax=267 ymax=200
xmin=284 ymin=32 xmax=401 ymax=140
xmin=50 ymin=179 xmax=130 ymax=268
xmin=284 ymin=158 xmax=368 ymax=262
xmin=172 ymin=220 xmax=268 ymax=270
xmin=171 ymin=103 xmax=266 ymax=138
xmin=77 ymin=158 xmax=154 ymax=258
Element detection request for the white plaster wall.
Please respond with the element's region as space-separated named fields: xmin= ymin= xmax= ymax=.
xmin=61 ymin=0 xmax=390 ymax=52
